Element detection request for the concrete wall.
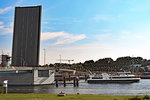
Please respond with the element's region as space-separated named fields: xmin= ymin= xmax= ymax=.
xmin=0 ymin=71 xmax=34 ymax=85
xmin=34 ymin=69 xmax=55 ymax=85
xmin=12 ymin=6 xmax=41 ymax=67
xmin=0 ymin=69 xmax=54 ymax=85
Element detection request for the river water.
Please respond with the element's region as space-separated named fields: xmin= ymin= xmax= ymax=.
xmin=7 ymin=79 xmax=150 ymax=95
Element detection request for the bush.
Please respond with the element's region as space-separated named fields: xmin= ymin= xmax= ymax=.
xmin=143 ymin=95 xmax=150 ymax=99
xmin=128 ymin=96 xmax=141 ymax=100
xmin=113 ymin=99 xmax=118 ymax=100
xmin=0 ymin=86 xmax=5 ymax=94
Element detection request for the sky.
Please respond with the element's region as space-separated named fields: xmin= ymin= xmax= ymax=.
xmin=1 ymin=0 xmax=150 ymax=65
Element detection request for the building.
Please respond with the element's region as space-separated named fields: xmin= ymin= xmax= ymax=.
xmin=12 ymin=6 xmax=42 ymax=67
xmin=0 ymin=55 xmax=11 ymax=67
xmin=55 ymin=69 xmax=76 ymax=80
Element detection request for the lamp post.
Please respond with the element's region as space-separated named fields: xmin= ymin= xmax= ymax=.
xmin=108 ymin=60 xmax=111 ymax=73
xmin=43 ymin=48 xmax=46 ymax=65
xmin=59 ymin=54 xmax=61 ymax=64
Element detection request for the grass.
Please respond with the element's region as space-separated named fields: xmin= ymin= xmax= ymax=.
xmin=0 ymin=94 xmax=147 ymax=100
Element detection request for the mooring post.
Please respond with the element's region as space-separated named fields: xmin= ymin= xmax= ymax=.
xmin=69 ymin=74 xmax=71 ymax=81
xmin=73 ymin=77 xmax=76 ymax=87
xmin=85 ymin=75 xmax=87 ymax=81
xmin=63 ymin=77 xmax=66 ymax=87
xmin=55 ymin=79 xmax=58 ymax=87
xmin=76 ymin=76 xmax=79 ymax=87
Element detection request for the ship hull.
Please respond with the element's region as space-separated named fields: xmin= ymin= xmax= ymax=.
xmin=87 ymin=78 xmax=140 ymax=83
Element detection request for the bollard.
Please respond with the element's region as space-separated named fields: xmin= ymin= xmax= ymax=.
xmin=63 ymin=77 xmax=66 ymax=87
xmin=69 ymin=74 xmax=71 ymax=81
xmin=73 ymin=77 xmax=76 ymax=87
xmin=76 ymin=77 xmax=79 ymax=87
xmin=85 ymin=75 xmax=87 ymax=81
xmin=55 ymin=79 xmax=58 ymax=87
xmin=78 ymin=75 xmax=80 ymax=79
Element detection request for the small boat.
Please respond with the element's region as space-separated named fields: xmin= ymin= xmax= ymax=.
xmin=87 ymin=72 xmax=140 ymax=83
xmin=57 ymin=91 xmax=66 ymax=96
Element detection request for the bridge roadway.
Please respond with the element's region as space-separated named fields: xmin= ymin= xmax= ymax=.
xmin=0 ymin=67 xmax=54 ymax=71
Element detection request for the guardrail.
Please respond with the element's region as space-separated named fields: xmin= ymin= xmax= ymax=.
xmin=0 ymin=66 xmax=54 ymax=71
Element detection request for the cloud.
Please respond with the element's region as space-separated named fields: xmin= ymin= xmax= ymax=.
xmin=121 ymin=31 xmax=132 ymax=34
xmin=120 ymin=31 xmax=150 ymax=41
xmin=0 ymin=26 xmax=3 ymax=28
xmin=0 ymin=0 xmax=24 ymax=14
xmin=40 ymin=30 xmax=150 ymax=64
xmin=1 ymin=28 xmax=12 ymax=34
xmin=93 ymin=15 xmax=113 ymax=22
xmin=42 ymin=37 xmax=150 ymax=64
xmin=96 ymin=33 xmax=112 ymax=40
xmin=0 ymin=21 xmax=3 ymax=29
xmin=0 ymin=21 xmax=13 ymax=35
xmin=0 ymin=22 xmax=3 ymax=25
xmin=14 ymin=0 xmax=24 ymax=6
xmin=0 ymin=6 xmax=13 ymax=14
xmin=41 ymin=31 xmax=86 ymax=45
xmin=72 ymin=18 xmax=81 ymax=23
xmin=39 ymin=42 xmax=135 ymax=64
xmin=42 ymin=22 xmax=48 ymax=24
xmin=54 ymin=34 xmax=86 ymax=45
xmin=0 ymin=27 xmax=13 ymax=35
xmin=43 ymin=26 xmax=55 ymax=30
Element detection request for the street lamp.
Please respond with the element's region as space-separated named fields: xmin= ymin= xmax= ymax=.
xmin=43 ymin=48 xmax=46 ymax=65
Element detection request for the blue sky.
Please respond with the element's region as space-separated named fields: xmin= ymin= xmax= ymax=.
xmin=1 ymin=0 xmax=150 ymax=64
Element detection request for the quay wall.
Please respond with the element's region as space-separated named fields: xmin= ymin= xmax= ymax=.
xmin=0 ymin=72 xmax=34 ymax=85
xmin=34 ymin=70 xmax=54 ymax=85
xmin=0 ymin=68 xmax=55 ymax=85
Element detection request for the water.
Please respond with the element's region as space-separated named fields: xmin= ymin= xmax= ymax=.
xmin=7 ymin=79 xmax=150 ymax=95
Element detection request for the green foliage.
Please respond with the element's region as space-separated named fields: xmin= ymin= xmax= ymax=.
xmin=128 ymin=96 xmax=142 ymax=100
xmin=143 ymin=95 xmax=150 ymax=99
xmin=0 ymin=86 xmax=5 ymax=94
xmin=54 ymin=56 xmax=148 ymax=73
xmin=113 ymin=99 xmax=118 ymax=100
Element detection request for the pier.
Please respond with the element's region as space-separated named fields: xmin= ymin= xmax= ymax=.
xmin=55 ymin=76 xmax=79 ymax=87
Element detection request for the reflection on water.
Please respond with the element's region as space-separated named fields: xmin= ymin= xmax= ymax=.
xmin=8 ymin=79 xmax=150 ymax=95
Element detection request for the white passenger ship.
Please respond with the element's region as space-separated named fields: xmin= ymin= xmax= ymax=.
xmin=87 ymin=72 xmax=140 ymax=83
